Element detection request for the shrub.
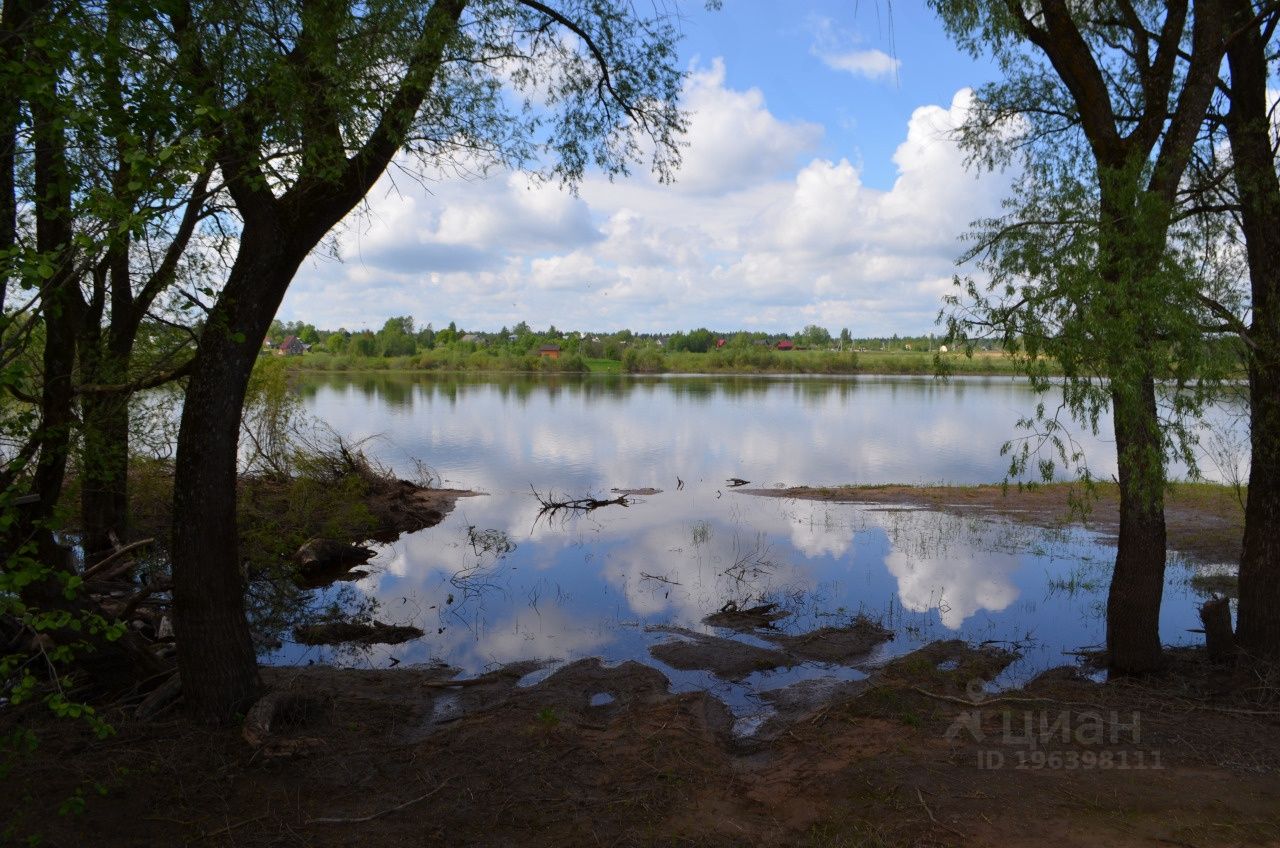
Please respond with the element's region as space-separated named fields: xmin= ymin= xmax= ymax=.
xmin=622 ymin=346 xmax=667 ymax=373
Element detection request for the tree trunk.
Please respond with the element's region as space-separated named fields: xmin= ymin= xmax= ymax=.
xmin=80 ymin=383 xmax=131 ymax=562
xmin=1106 ymin=374 xmax=1168 ymax=674
xmin=1238 ymin=360 xmax=1280 ymax=660
xmin=165 ymin=0 xmax=468 ymax=723
xmin=1223 ymin=0 xmax=1280 ymax=663
xmin=170 ymin=229 xmax=302 ymax=723
xmin=4 ymin=15 xmax=164 ymax=688
xmin=170 ymin=334 xmax=261 ymax=721
xmin=23 ymin=24 xmax=77 ymax=549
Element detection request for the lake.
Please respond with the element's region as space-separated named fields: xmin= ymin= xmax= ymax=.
xmin=265 ymin=373 xmax=1241 ymax=715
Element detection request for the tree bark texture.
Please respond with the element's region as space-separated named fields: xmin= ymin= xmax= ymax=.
xmin=1105 ymin=375 xmax=1169 ymax=673
xmin=1224 ymin=0 xmax=1280 ymax=663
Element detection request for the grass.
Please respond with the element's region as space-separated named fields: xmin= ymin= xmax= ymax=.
xmin=1046 ymin=563 xmax=1107 ymax=597
xmin=1188 ymin=571 xmax=1239 ymax=596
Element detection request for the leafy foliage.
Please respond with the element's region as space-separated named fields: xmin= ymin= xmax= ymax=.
xmin=932 ymin=0 xmax=1241 ymax=489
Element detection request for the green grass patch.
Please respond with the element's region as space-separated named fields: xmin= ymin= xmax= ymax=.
xmin=584 ymin=357 xmax=622 ymax=373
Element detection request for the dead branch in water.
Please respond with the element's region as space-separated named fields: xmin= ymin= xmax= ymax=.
xmin=640 ymin=572 xmax=681 ymax=585
xmin=531 ymin=485 xmax=629 ymax=518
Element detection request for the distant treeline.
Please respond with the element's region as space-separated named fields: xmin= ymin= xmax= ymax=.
xmin=266 ymin=316 xmax=989 ymax=363
xmin=269 ymin=315 xmax=1243 ymax=378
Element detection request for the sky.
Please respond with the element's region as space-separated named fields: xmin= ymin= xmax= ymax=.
xmin=278 ymin=1 xmax=1014 ymax=337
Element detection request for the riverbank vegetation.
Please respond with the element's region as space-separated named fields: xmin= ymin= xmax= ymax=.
xmin=281 ymin=339 xmax=1034 ymax=376
xmin=274 ymin=317 xmax=1248 ymax=378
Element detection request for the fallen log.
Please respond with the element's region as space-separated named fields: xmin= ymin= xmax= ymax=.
xmin=135 ymin=672 xmax=181 ymax=720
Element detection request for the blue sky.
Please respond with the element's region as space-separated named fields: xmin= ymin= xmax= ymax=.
xmin=679 ymin=2 xmax=997 ymax=187
xmin=280 ymin=1 xmax=1013 ymax=337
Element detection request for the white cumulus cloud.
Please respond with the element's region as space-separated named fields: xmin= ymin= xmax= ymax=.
xmin=818 ymin=48 xmax=900 ymax=80
xmin=281 ymin=64 xmax=1013 ymax=337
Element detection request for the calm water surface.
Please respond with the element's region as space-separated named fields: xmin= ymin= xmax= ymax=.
xmin=264 ymin=373 xmax=1238 ymax=713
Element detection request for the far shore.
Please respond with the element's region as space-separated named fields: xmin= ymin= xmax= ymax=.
xmin=744 ymin=481 xmax=1246 ymax=567
xmin=277 ymin=348 xmax=1043 ymax=378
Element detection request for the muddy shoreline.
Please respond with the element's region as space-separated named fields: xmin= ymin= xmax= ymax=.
xmin=10 ymin=640 xmax=1278 ymax=847
xmin=744 ymin=482 xmax=1246 ymax=566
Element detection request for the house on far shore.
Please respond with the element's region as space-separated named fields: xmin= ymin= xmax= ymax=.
xmin=276 ymin=335 xmax=305 ymax=356
xmin=537 ymin=343 xmax=562 ymax=359
xmin=775 ymin=339 xmax=794 ymax=351
xmin=461 ymin=333 xmax=482 ymax=344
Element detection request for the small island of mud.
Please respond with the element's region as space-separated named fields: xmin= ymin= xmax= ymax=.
xmin=744 ymin=481 xmax=1245 ymax=566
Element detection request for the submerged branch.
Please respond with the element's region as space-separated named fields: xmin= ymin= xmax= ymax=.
xmin=530 ymin=485 xmax=629 ymax=516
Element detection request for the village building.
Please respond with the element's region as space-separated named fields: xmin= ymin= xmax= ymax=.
xmin=276 ymin=335 xmax=306 ymax=356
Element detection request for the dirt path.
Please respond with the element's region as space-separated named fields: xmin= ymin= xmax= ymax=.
xmin=745 ymin=482 xmax=1246 ymax=566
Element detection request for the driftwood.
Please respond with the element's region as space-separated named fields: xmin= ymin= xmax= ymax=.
xmin=726 ymin=478 xmax=750 ymax=488
xmin=532 ymin=486 xmax=629 ymax=513
xmin=119 ymin=578 xmax=172 ymax=622
xmin=703 ymin=601 xmax=789 ymax=631
xmin=135 ymin=672 xmax=182 ymax=720
xmin=198 ymin=814 xmax=269 ymax=841
xmin=305 ymin=778 xmax=453 ymax=825
xmin=82 ymin=538 xmax=156 ymax=582
xmin=917 ymin=787 xmax=967 ymax=840
xmin=1199 ymin=597 xmax=1235 ymax=664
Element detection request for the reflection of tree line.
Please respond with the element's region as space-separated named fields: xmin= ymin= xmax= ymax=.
xmin=295 ymin=373 xmax=1049 ymax=409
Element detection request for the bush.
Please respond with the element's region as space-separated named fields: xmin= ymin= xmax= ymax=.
xmin=622 ymin=346 xmax=667 ymax=373
xmin=705 ymin=346 xmax=777 ymax=371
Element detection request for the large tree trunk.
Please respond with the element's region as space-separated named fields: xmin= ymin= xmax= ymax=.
xmin=1224 ymin=0 xmax=1280 ymax=663
xmin=1106 ymin=374 xmax=1169 ymax=674
xmin=24 ymin=28 xmax=77 ymax=553
xmin=79 ymin=367 xmax=131 ymax=562
xmin=77 ymin=302 xmax=133 ymax=561
xmin=170 ymin=226 xmax=303 ymax=723
xmin=1238 ymin=361 xmax=1280 ymax=659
